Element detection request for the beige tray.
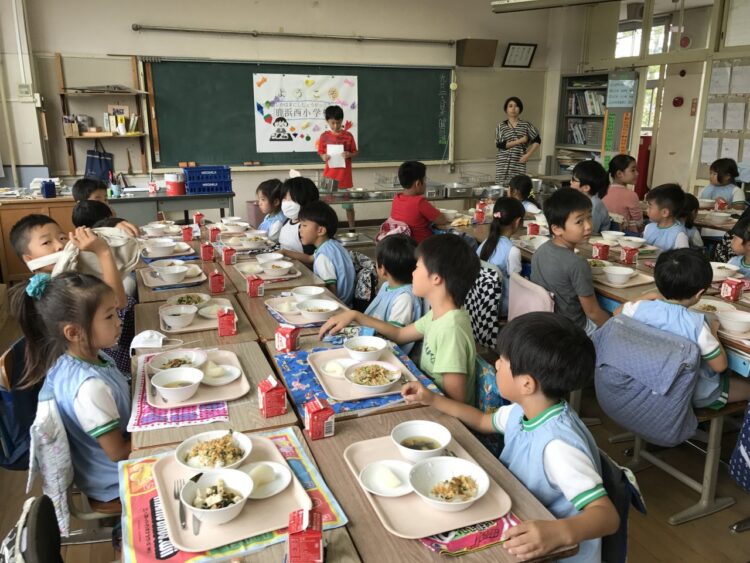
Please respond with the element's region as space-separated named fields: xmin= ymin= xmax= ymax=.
xmin=233 ymin=264 xmax=303 ymax=283
xmin=143 ymin=244 xmax=196 ymax=259
xmin=307 ymin=347 xmax=415 ymax=401
xmin=152 ymin=434 xmax=312 ymax=553
xmin=140 ymin=268 xmax=207 ymax=289
xmin=594 ymin=271 xmax=654 ymax=289
xmin=146 ymin=349 xmax=250 ymax=408
xmin=264 ymin=296 xmax=346 ymax=327
xmin=343 ymin=436 xmax=511 ymax=539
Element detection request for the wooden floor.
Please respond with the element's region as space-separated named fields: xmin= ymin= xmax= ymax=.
xmin=1 ymin=390 xmax=749 ymax=562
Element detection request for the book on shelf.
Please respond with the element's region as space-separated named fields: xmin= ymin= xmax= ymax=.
xmin=566 ymin=119 xmax=603 ymax=146
xmin=567 ymin=91 xmax=605 ymax=116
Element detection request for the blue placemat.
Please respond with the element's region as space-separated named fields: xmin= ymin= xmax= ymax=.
xmin=265 ymin=303 xmax=321 ymax=328
xmin=272 ymin=345 xmax=441 ymax=414
xmin=141 ymin=253 xmax=199 ymax=264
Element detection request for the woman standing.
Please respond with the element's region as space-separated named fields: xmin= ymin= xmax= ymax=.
xmin=495 ymin=96 xmax=541 ymax=186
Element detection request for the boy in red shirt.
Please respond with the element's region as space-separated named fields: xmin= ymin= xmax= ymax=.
xmin=391 ymin=161 xmax=448 ymax=243
xmin=318 ymin=105 xmax=358 ymax=230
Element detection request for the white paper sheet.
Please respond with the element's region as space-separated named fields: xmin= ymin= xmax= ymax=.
xmin=326 ymin=144 xmax=346 ymax=169
xmin=731 ymin=66 xmax=750 ymax=94
xmin=742 ymin=141 xmax=750 ymax=164
xmin=726 ymin=102 xmax=746 ymax=130
xmin=701 ymin=137 xmax=719 ymax=164
xmin=721 ymin=138 xmax=740 ymax=161
xmin=705 ymin=103 xmax=724 ymax=130
xmin=710 ymin=66 xmax=731 ymax=95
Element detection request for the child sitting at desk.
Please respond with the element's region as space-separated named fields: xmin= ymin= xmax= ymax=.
xmin=364 ymin=234 xmax=424 ymax=354
xmin=509 ymin=174 xmax=541 ymax=215
xmin=255 ymin=179 xmax=285 ymax=242
xmin=570 ymin=160 xmax=611 ymax=235
xmin=530 ymin=188 xmax=609 ymax=335
xmin=279 ymin=176 xmax=319 ymax=266
xmin=616 ymin=248 xmax=750 ymax=408
xmin=298 ymin=200 xmax=355 ymax=306
xmin=728 ymin=217 xmax=750 ymax=277
xmin=320 ymin=233 xmax=480 ymax=404
xmin=401 ymin=312 xmax=620 ymax=562
xmin=677 ymin=193 xmax=704 ymax=250
xmin=643 ymin=184 xmax=689 ymax=251
xmin=72 ymin=177 xmax=138 ymax=237
xmin=72 ymin=200 xmax=114 ymax=228
xmin=390 ymin=161 xmax=448 ymax=243
xmin=602 ymin=154 xmax=642 ymax=234
xmin=699 ymin=158 xmax=745 ymax=211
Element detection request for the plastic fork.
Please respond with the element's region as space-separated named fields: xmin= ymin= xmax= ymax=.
xmin=174 ymin=479 xmax=186 ymax=529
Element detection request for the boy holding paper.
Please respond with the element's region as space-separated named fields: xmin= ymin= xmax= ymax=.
xmin=318 ymin=105 xmax=358 ymax=229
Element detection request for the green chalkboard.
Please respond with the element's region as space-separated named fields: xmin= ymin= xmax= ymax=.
xmin=150 ymin=60 xmax=452 ymax=167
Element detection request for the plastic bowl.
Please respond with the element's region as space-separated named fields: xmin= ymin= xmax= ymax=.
xmin=144 ymin=237 xmax=177 ymax=257
xmin=716 ymin=310 xmax=750 ymax=334
xmin=256 ymin=252 xmax=284 ymax=265
xmin=603 ymin=266 xmax=635 ymax=285
xmin=242 ymin=236 xmax=267 ymax=249
xmin=600 ymin=230 xmax=625 ymax=242
xmin=150 ymin=259 xmax=186 ymax=271
xmin=587 ymin=259 xmax=612 ymax=276
xmin=156 ymin=265 xmax=188 ymax=284
xmin=246 ymin=230 xmax=268 ymax=238
xmin=142 ymin=224 xmax=167 ymax=237
xmin=291 ymin=286 xmax=326 ymax=303
xmin=147 ymin=349 xmax=208 ymax=373
xmin=344 ymin=361 xmax=400 ymax=396
xmin=175 ymin=430 xmax=252 ymax=471
xmin=152 ymin=367 xmax=204 ymax=402
xmin=698 ymin=199 xmax=715 ymax=210
xmin=180 ymin=469 xmax=253 ymax=525
xmin=691 ymin=298 xmax=736 ymax=319
xmin=223 ymin=222 xmax=249 ymax=233
xmin=520 ymin=235 xmax=548 ymax=250
xmin=296 ymin=299 xmax=339 ymax=322
xmin=409 ymin=456 xmax=490 ymax=513
xmin=159 ymin=304 xmax=198 ymax=329
xmin=440 ymin=209 xmax=458 ymax=220
xmin=344 ymin=336 xmax=387 ymax=361
xmin=198 ymin=298 xmax=233 ymax=319
xmin=262 ymin=260 xmax=294 ymax=276
xmin=710 ymin=261 xmax=740 ymax=282
xmin=391 ymin=420 xmax=452 ymax=463
xmin=166 ymin=293 xmax=211 ymax=308
xmin=221 ymin=216 xmax=243 ymax=224
xmin=619 ymin=236 xmax=646 ymax=249
xmin=706 ymin=212 xmax=733 ymax=225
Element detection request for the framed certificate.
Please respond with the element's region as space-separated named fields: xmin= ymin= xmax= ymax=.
xmin=502 ymin=43 xmax=538 ymax=68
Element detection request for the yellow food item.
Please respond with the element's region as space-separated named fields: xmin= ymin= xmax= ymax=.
xmin=248 ymin=463 xmax=275 ymax=487
xmin=430 ymin=475 xmax=478 ymax=502
xmin=204 ymin=361 xmax=226 ymax=379
xmin=352 ymin=364 xmax=396 ymax=386
xmin=185 ymin=432 xmax=244 ymax=468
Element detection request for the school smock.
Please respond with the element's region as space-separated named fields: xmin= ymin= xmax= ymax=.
xmin=364 ymin=282 xmax=424 ymax=354
xmin=602 ymin=184 xmax=643 ymax=230
xmin=522 ymin=200 xmax=541 ymax=214
xmin=699 ymin=183 xmax=745 ymax=205
xmin=313 ymin=239 xmax=355 ymax=306
xmin=279 ymin=220 xmax=303 ymax=253
xmin=390 ymin=193 xmax=441 ymax=243
xmin=495 ymin=402 xmax=605 ymax=563
xmin=643 ymin=222 xmax=689 ymax=251
xmin=729 ymin=256 xmax=750 ymax=277
xmin=258 ymin=212 xmax=285 ymax=242
xmin=686 ymin=226 xmax=704 ymax=249
xmin=42 ymin=353 xmax=130 ymax=502
xmin=318 ymin=130 xmax=357 ymax=189
xmin=476 ymin=237 xmax=521 ymax=318
xmin=414 ymin=309 xmax=476 ymax=405
xmin=591 ymin=195 xmax=611 ymax=234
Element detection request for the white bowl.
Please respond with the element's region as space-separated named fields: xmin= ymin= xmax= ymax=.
xmin=150 ymin=258 xmax=185 ymax=271
xmin=256 ymin=252 xmax=284 ymax=265
xmin=619 ymin=236 xmax=646 ymax=249
xmin=295 ymin=299 xmax=339 ymax=322
xmin=716 ymin=310 xmax=750 ymax=334
xmin=601 ymin=230 xmax=625 ymax=242
xmin=698 ymin=199 xmax=715 ymax=210
xmin=144 ymin=238 xmax=177 ymax=257
xmin=198 ymin=298 xmax=233 ymax=319
xmin=142 ymin=224 xmax=167 ymax=237
xmin=180 ymin=469 xmax=253 ymax=525
xmin=160 ymin=304 xmax=198 ymax=329
xmin=221 ymin=216 xmax=243 ymax=224
xmin=603 ymin=266 xmax=635 ymax=285
xmin=184 ymin=264 xmax=202 ymax=278
xmin=587 ymin=259 xmax=612 ymax=276
xmin=706 ymin=212 xmax=733 ymax=225
xmin=358 ymin=460 xmax=414 ymax=498
xmin=691 ymin=298 xmax=736 ymax=319
xmin=224 ymin=221 xmax=249 ymax=233
xmin=391 ymin=420 xmax=452 ymax=463
xmin=175 ymin=430 xmax=253 ymax=471
xmin=343 ymin=361 xmax=401 ymax=395
xmin=201 ymin=364 xmax=242 ymax=387
xmin=246 ymin=230 xmax=268 ymax=238
xmin=344 ymin=336 xmax=387 ymax=361
xmin=152 ymin=367 xmax=204 ymax=402
xmin=409 ymin=456 xmax=490 ymax=513
xmin=291 ymin=286 xmax=326 ymax=303
xmin=156 ymin=265 xmax=188 ymax=284
xmin=149 ymin=220 xmax=175 ymax=226
xmin=236 ymin=262 xmax=263 ymax=275
xmin=710 ymin=261 xmax=740 ymax=282
xmin=262 ymin=260 xmax=294 ymax=276
xmin=519 ymin=235 xmax=548 ymax=250
xmin=166 ymin=293 xmax=211 ymax=308
xmin=147 ymin=349 xmax=208 ymax=372
xmin=242 ymin=236 xmax=267 ymax=249
xmin=439 ymin=209 xmax=458 ymax=220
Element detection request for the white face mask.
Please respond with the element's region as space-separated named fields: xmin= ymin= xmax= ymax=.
xmin=282 ymin=200 xmax=301 ymax=221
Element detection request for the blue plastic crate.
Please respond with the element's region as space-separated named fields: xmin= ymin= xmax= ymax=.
xmin=185 ymin=179 xmax=233 ymax=194
xmin=182 ymin=166 xmax=231 ymax=183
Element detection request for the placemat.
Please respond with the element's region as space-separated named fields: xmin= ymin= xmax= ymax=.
xmin=419 ymin=513 xmax=521 ymax=555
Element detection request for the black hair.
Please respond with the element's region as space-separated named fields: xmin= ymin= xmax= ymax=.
xmin=93 ymin=217 xmax=126 ymax=229
xmin=503 ymin=96 xmax=524 ymax=113
xmin=256 ymin=179 xmax=282 ymax=212
xmin=710 ymin=158 xmax=739 ymax=185
xmin=72 ymin=200 xmax=114 ymax=228
xmin=280 ymin=177 xmax=320 ymax=207
xmin=509 ymin=175 xmax=533 ymax=200
xmin=654 ymin=248 xmax=712 ymax=300
xmin=324 ymin=105 xmax=344 ymax=121
xmin=416 ymin=234 xmax=479 ymax=307
xmin=731 ymin=216 xmax=750 ymax=243
xmin=72 ymin=177 xmax=108 ymax=202
xmin=645 ymin=183 xmax=685 ymax=217
xmin=608 ymin=154 xmax=636 ymax=181
xmin=479 ymin=197 xmax=526 ymax=262
xmin=398 ymin=161 xmax=426 ymax=189
xmin=572 ymin=160 xmax=609 ymax=198
xmin=497 ymin=312 xmax=595 ymax=400
xmin=9 ymin=272 xmax=113 ymax=389
xmin=10 ymin=214 xmax=59 ymax=258
xmin=677 ymin=193 xmax=699 ymax=230
xmin=298 ymin=200 xmax=339 ymax=239
xmin=375 ymin=235 xmax=417 ymax=285
xmin=273 ymin=117 xmax=288 ymax=126
xmin=543 ymin=188 xmax=592 ymax=231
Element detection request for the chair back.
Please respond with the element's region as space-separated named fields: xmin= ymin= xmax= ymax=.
xmin=0 ymin=338 xmax=39 ymax=470
xmin=0 ymin=495 xmax=62 ymax=563
xmin=507 ymin=273 xmax=554 ymax=321
xmin=465 ymin=264 xmax=502 ymax=349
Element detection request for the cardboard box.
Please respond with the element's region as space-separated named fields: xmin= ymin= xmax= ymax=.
xmin=287 ymin=509 xmax=323 ymax=563
xmin=304 ymin=398 xmax=335 ymax=440
xmin=258 ymin=375 xmax=288 ymax=418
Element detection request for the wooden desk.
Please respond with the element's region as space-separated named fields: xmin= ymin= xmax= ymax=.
xmin=304 ymin=408 xmax=577 ymax=562
xmin=129 ymin=426 xmax=362 ymax=562
xmin=136 ymin=261 xmax=238 ymax=303
xmin=110 ymin=191 xmax=235 ymax=227
xmin=236 ymin=289 xmax=342 ymax=342
xmin=134 ymin=293 xmax=258 ymax=346
xmin=695 ymin=217 xmax=737 ymax=233
xmin=219 ymin=258 xmax=324 ymax=292
xmin=131 ymin=341 xmax=297 ymax=450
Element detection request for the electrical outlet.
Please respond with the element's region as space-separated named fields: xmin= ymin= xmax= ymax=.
xmin=449 ymin=163 xmax=456 ymax=173
xmin=17 ymin=83 xmax=32 ymax=97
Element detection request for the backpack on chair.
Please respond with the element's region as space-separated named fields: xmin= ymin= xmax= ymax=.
xmin=375 ymin=218 xmax=411 ymax=242
xmin=349 ymin=251 xmax=378 ymax=312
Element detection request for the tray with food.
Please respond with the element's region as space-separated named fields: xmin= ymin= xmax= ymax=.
xmin=264 ymin=296 xmax=344 ymax=327
xmin=158 ymin=298 xmax=234 ymax=334
xmin=139 ymin=266 xmax=206 ymax=289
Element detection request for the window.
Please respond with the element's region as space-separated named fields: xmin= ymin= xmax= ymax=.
xmin=616 ymin=28 xmax=641 ymax=59
xmin=641 ymin=65 xmax=663 ymax=136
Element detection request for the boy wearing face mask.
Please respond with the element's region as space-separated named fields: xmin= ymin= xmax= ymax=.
xmin=279 ymin=177 xmax=320 ymax=267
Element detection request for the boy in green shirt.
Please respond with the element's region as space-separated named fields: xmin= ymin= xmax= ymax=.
xmin=319 ymin=234 xmax=480 ymax=404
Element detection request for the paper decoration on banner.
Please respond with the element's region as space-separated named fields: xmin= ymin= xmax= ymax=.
xmin=253 ymin=73 xmax=358 ymax=153
xmin=618 ymin=112 xmax=631 ymax=153
xmin=607 ymin=79 xmax=636 ymax=108
xmin=701 ymin=138 xmax=719 ymax=164
xmin=705 ymin=103 xmax=724 ymax=130
xmin=731 ymin=66 xmax=750 ymax=94
xmin=710 ymin=66 xmax=731 ymax=95
xmin=726 ymin=102 xmax=746 ymax=130
xmin=722 ymin=138 xmax=740 ymax=161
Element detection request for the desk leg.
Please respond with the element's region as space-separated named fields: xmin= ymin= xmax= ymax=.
xmin=183 ymin=210 xmax=190 ymax=224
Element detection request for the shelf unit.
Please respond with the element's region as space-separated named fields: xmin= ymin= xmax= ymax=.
xmin=55 ymin=53 xmax=148 ymax=176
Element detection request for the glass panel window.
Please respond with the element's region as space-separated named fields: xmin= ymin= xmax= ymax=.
xmin=616 ymin=29 xmax=642 ymax=58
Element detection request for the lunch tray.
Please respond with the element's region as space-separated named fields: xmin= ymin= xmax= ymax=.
xmin=233 ymin=264 xmax=303 ymax=282
xmin=594 ymin=271 xmax=654 ymax=289
xmin=264 ymin=296 xmax=345 ymax=327
xmin=139 ymin=269 xmax=207 ymax=289
xmin=142 ymin=244 xmax=196 ymax=259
